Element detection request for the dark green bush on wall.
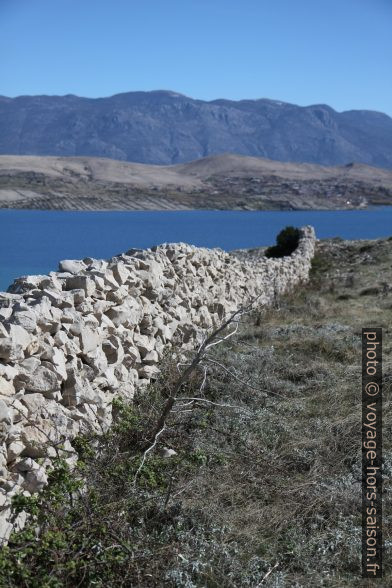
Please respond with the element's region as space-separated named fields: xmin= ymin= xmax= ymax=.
xmin=265 ymin=226 xmax=301 ymax=258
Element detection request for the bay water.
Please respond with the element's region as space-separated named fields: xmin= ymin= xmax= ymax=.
xmin=1 ymin=207 xmax=391 ymax=291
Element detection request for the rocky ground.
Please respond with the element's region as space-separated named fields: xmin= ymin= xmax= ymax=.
xmin=0 ymin=235 xmax=390 ymax=586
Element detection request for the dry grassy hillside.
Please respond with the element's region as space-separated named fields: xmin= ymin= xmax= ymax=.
xmin=1 ymin=153 xmax=392 ymax=211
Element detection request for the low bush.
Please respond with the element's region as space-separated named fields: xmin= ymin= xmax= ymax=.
xmin=265 ymin=226 xmax=301 ymax=258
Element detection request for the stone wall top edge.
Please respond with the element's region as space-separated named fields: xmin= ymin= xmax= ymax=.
xmin=2 ymin=225 xmax=316 ymax=296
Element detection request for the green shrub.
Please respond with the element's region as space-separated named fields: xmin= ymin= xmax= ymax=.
xmin=309 ymin=252 xmax=331 ymax=277
xmin=265 ymin=225 xmax=301 ymax=258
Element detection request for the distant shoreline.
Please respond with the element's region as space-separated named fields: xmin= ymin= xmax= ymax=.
xmin=0 ymin=203 xmax=379 ymax=212
xmin=0 ymin=153 xmax=391 ymax=212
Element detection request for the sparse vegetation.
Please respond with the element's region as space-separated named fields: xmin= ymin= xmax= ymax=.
xmin=1 ymin=237 xmax=391 ymax=587
xmin=1 ymin=154 xmax=392 ymax=211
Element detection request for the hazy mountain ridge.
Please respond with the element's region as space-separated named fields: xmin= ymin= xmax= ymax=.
xmin=1 ymin=91 xmax=392 ymax=168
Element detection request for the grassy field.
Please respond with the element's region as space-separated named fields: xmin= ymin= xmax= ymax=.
xmin=1 ymin=236 xmax=391 ymax=587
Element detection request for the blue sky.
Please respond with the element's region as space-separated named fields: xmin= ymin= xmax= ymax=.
xmin=1 ymin=0 xmax=391 ymax=115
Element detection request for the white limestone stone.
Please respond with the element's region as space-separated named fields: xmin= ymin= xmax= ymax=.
xmin=0 ymin=399 xmax=12 ymax=425
xmin=15 ymin=366 xmax=59 ymax=395
xmin=58 ymin=259 xmax=87 ymax=274
xmin=0 ymin=376 xmax=15 ymax=396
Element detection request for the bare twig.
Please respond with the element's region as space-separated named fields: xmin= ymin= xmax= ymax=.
xmin=133 ymin=425 xmax=166 ymax=485
xmin=175 ymin=397 xmax=252 ymax=414
xmin=204 ymin=356 xmax=264 ymax=393
xmin=139 ymin=295 xmax=262 ymax=480
xmin=256 ymin=562 xmax=279 ymax=585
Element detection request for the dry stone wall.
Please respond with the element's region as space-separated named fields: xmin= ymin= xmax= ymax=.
xmin=0 ymin=225 xmax=315 ymax=542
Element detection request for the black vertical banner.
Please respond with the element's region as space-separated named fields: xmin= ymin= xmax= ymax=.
xmin=362 ymin=328 xmax=382 ymax=578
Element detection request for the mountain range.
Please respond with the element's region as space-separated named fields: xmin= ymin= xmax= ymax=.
xmin=1 ymin=90 xmax=392 ymax=168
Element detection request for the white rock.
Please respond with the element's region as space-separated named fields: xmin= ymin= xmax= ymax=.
xmin=137 ymin=364 xmax=160 ymax=379
xmin=7 ymin=441 xmax=25 ymax=462
xmin=102 ymin=336 xmax=124 ymax=366
xmin=12 ymin=310 xmax=38 ymax=333
xmin=0 ymin=361 xmax=18 ymax=381
xmin=19 ymin=393 xmax=47 ymax=416
xmin=62 ymin=370 xmax=96 ymax=407
xmin=64 ymin=335 xmax=82 ymax=356
xmin=0 ymin=490 xmax=9 ymax=508
xmin=113 ymin=364 xmax=129 ymax=382
xmin=21 ymin=420 xmax=59 ymax=458
xmin=0 ymin=308 xmax=12 ymax=321
xmin=77 ymin=301 xmax=94 ymax=313
xmin=102 ymin=270 xmax=120 ymax=290
xmin=70 ymin=288 xmax=86 ymax=305
xmin=0 ymin=508 xmax=13 ymax=546
xmin=53 ymin=330 xmax=69 ymax=347
xmin=104 ymin=304 xmax=129 ymax=327
xmin=65 ymin=275 xmax=96 ymax=297
xmin=106 ymin=286 xmax=129 ymax=304
xmin=0 ymin=452 xmax=6 ymax=471
xmin=15 ymin=366 xmax=59 ymax=395
xmin=122 ymin=344 xmax=141 ymax=366
xmin=102 ymin=367 xmax=118 ymax=389
xmin=133 ymin=332 xmax=155 ymax=357
xmin=79 ymin=327 xmax=100 ymax=354
xmin=23 ymin=466 xmax=48 ymax=493
xmin=117 ymin=381 xmax=135 ymax=399
xmin=0 ymin=338 xmax=23 ymax=362
xmin=58 ymin=259 xmax=87 ymax=274
xmin=19 ymin=356 xmax=41 ymax=373
xmin=8 ymin=275 xmax=47 ymax=293
xmin=111 ymin=262 xmax=130 ymax=286
xmin=40 ymin=289 xmax=62 ymax=307
xmin=90 ymin=274 xmax=106 ymax=292
xmin=7 ymin=323 xmax=33 ymax=349
xmin=0 ymin=292 xmax=23 ymax=306
xmin=50 ymin=347 xmax=68 ymax=380
xmin=0 ymin=399 xmax=12 ymax=424
xmin=87 ymin=259 xmax=108 ymax=272
xmin=160 ymin=447 xmax=177 ymax=458
xmin=13 ymin=457 xmax=39 ymax=472
xmin=9 ymin=399 xmax=28 ymax=422
xmin=143 ymin=350 xmax=159 ymax=365
xmin=13 ymin=510 xmax=27 ymax=534
xmin=0 ymin=376 xmax=15 ymax=396
xmin=5 ymin=423 xmax=23 ymax=444
xmin=25 ymin=338 xmax=40 ymax=356
xmin=39 ymin=343 xmax=67 ymax=380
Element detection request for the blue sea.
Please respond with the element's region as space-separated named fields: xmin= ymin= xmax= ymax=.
xmin=1 ymin=207 xmax=392 ymax=292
